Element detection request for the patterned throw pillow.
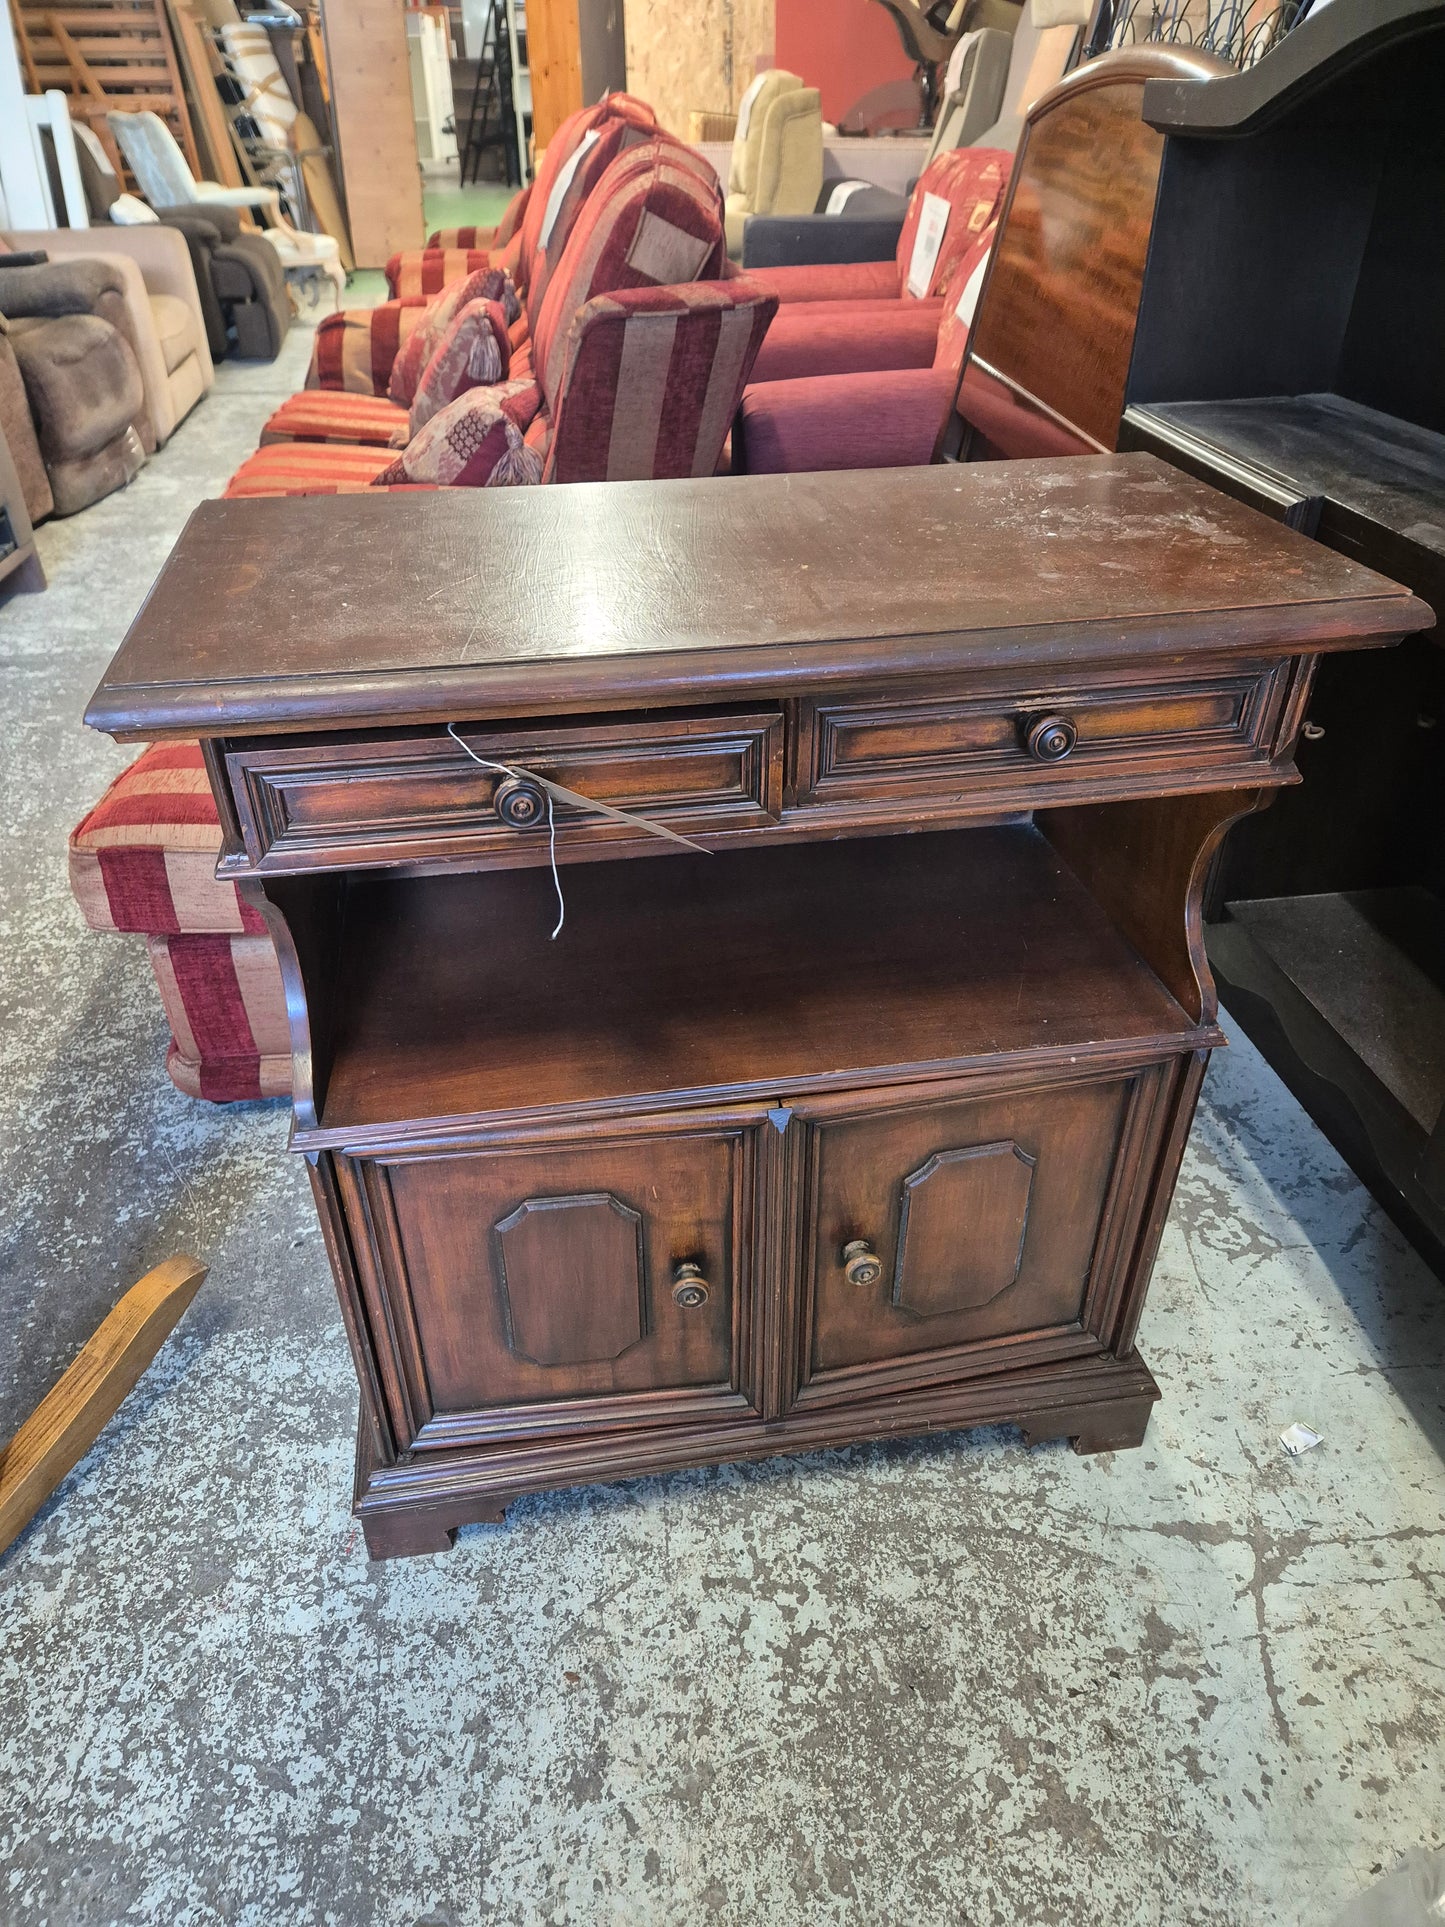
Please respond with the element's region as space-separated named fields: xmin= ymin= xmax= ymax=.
xmin=407 ymin=298 xmax=513 ymax=436
xmin=371 ymin=378 xmax=545 ymax=487
xmin=386 ymin=268 xmax=522 ymax=407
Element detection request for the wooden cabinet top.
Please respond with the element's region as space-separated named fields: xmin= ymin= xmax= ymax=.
xmin=86 ymin=455 xmax=1430 ymax=740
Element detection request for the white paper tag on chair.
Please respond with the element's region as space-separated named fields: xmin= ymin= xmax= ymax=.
xmin=539 ymin=127 xmax=600 ymax=250
xmin=826 ymin=180 xmax=871 ymax=215
xmin=906 ymin=191 xmax=951 ymax=299
xmin=736 ymin=72 xmax=768 ymax=142
xmin=953 ymin=248 xmax=990 ymax=327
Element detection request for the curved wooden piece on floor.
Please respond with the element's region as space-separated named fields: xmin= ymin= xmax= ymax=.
xmin=0 ymin=1254 xmax=208 ymax=1560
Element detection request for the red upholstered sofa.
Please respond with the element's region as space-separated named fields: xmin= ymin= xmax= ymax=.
xmin=230 ymin=139 xmax=772 ymax=494
xmin=732 ymin=48 xmax=1191 ymax=475
xmin=384 ymin=95 xmax=657 ymax=299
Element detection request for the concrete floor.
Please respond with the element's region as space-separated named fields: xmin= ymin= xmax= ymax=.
xmin=1 ymin=302 xmax=1444 ymax=1927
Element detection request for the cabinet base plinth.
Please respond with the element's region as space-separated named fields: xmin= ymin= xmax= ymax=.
xmin=349 ymin=1353 xmax=1161 ymax=1559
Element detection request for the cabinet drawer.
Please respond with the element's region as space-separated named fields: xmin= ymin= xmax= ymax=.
xmin=226 ymin=709 xmax=784 ymax=872
xmin=796 ymin=664 xmax=1289 ymax=809
xmin=336 ymin=1118 xmax=763 ymax=1448
xmin=790 ymin=1065 xmax=1169 ymax=1409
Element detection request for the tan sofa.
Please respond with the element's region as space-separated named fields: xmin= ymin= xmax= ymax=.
xmin=2 ymin=225 xmax=213 ymax=447
xmin=724 ymin=70 xmax=825 ymax=257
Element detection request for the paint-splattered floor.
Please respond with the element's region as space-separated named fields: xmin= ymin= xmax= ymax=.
xmin=1 ymin=300 xmax=1442 ymax=1927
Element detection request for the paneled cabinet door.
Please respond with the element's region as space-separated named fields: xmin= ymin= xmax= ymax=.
xmin=788 ymin=1064 xmax=1174 ymax=1411
xmin=334 ymin=1115 xmax=765 ymax=1450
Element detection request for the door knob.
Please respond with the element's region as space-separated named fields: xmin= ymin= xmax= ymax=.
xmin=672 ymin=1262 xmax=710 ymax=1309
xmin=494 ymin=774 xmax=547 ymax=829
xmin=1024 ymin=714 xmax=1077 ymax=763
xmin=842 ymin=1240 xmax=882 ymax=1288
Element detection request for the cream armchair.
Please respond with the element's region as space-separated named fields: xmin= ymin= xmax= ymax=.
xmin=1 ymin=225 xmax=213 ymax=447
xmin=724 ymin=70 xmax=825 ymax=257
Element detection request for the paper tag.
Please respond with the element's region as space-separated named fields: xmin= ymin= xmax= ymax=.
xmin=735 ymin=72 xmax=768 ymax=142
xmin=906 ymin=190 xmax=951 ymax=299
xmin=539 ymin=127 xmax=600 ymax=249
xmin=1280 ymin=1422 xmax=1323 ymax=1457
xmin=953 ymin=249 xmax=990 ymax=328
xmin=825 ymin=180 xmax=871 ymax=215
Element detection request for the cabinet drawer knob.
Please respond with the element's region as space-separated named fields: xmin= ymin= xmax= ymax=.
xmin=672 ymin=1263 xmax=710 ymax=1309
xmin=842 ymin=1240 xmax=882 ymax=1289
xmin=494 ymin=774 xmax=547 ymax=829
xmin=1024 ymin=714 xmax=1078 ymax=763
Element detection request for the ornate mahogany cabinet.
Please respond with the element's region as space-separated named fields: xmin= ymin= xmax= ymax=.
xmin=86 ymin=456 xmax=1430 ymax=1557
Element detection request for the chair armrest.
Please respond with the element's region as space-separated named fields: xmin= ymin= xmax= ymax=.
xmin=742 ymin=214 xmax=905 ymax=269
xmin=15 ymin=226 xmax=214 ymax=396
xmin=154 ymin=209 xmax=227 ymax=246
xmin=0 ymin=257 xmax=123 ymax=317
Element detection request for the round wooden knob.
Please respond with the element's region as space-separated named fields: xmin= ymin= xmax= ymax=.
xmin=672 ymin=1263 xmax=710 ymax=1309
xmin=1025 ymin=714 xmax=1077 ymax=763
xmin=494 ymin=775 xmax=547 ymax=829
xmin=842 ymin=1239 xmax=882 ymax=1289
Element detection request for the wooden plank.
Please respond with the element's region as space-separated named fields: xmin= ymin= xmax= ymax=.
xmin=320 ymin=0 xmax=423 ymax=266
xmin=166 ymin=0 xmax=243 ymax=184
xmin=0 ymin=1255 xmax=208 ymax=1560
xmin=526 ymin=0 xmax=582 ymax=148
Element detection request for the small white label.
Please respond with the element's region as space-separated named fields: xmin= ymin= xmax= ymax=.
xmin=906 ymin=190 xmax=951 ymax=299
xmin=825 ymin=179 xmax=870 ymax=215
xmin=953 ymin=248 xmax=990 ymax=328
xmin=539 ymin=126 xmax=600 ymax=250
xmin=735 ymin=72 xmax=768 ymax=143
xmin=1280 ymin=1422 xmax=1323 ymax=1457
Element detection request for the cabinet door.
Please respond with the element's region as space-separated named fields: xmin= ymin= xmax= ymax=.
xmin=791 ymin=1067 xmax=1167 ymax=1410
xmin=336 ymin=1117 xmax=762 ymax=1449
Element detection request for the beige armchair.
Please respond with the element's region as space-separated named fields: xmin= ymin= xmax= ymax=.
xmin=724 ymin=71 xmax=825 ymax=257
xmin=2 ymin=225 xmax=213 ymax=447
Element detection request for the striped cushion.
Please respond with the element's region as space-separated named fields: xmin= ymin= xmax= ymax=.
xmin=545 ymin=280 xmax=776 ymax=484
xmin=895 ymin=148 xmax=1011 ymax=302
xmin=532 ymin=140 xmax=728 ymax=410
xmin=148 ymin=934 xmax=291 ymax=1102
xmin=386 ymin=247 xmax=501 ymax=300
xmin=223 ymin=443 xmax=421 ymax=497
xmin=307 ymin=299 xmax=428 ymax=394
xmin=426 ymin=182 xmax=530 ymax=252
xmin=69 ymin=742 xmax=251 ymax=935
xmin=260 ymin=391 xmax=408 ymax=445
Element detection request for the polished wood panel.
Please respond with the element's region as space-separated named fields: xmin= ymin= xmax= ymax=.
xmin=525 ymin=0 xmax=583 ymax=149
xmin=225 ymin=710 xmax=784 ymax=874
xmin=321 ymin=0 xmax=425 ymax=266
xmin=84 ymin=458 xmax=1425 ymax=740
xmin=337 ymin=1119 xmax=756 ymax=1447
xmin=951 ymin=48 xmax=1232 ymax=460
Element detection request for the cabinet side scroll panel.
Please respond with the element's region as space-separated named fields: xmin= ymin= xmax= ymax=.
xmin=1040 ymin=788 xmax=1271 ymax=1025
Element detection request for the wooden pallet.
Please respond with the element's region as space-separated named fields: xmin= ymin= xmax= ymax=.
xmin=8 ymin=0 xmax=200 ymax=174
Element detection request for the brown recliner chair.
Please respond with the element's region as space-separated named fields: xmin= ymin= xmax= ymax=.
xmin=0 ymin=256 xmax=146 ymax=516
